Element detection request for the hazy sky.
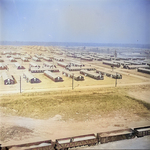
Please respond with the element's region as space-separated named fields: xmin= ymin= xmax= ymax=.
xmin=0 ymin=0 xmax=150 ymax=44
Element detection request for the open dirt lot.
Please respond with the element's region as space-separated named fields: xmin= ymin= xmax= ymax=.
xmin=128 ymin=90 xmax=150 ymax=104
xmin=0 ymin=46 xmax=150 ymax=147
xmin=0 ymin=85 xmax=150 ymax=146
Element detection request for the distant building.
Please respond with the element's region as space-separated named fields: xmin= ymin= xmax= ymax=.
xmin=21 ymin=57 xmax=29 ymax=62
xmin=9 ymin=57 xmax=17 ymax=62
xmin=0 ymin=63 xmax=8 ymax=70
xmin=57 ymin=62 xmax=70 ymax=68
xmin=43 ymin=62 xmax=56 ymax=68
xmin=23 ymin=72 xmax=41 ymax=83
xmin=62 ymin=70 xmax=84 ymax=81
xmin=2 ymin=72 xmax=15 ymax=85
xmin=80 ymin=70 xmax=104 ymax=80
xmin=44 ymin=71 xmax=63 ymax=82
xmin=14 ymin=62 xmax=25 ymax=69
xmin=32 ymin=56 xmax=41 ymax=62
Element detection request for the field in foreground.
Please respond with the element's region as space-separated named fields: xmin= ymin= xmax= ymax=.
xmin=0 ymin=85 xmax=150 ymax=144
xmin=0 ymin=86 xmax=150 ymax=121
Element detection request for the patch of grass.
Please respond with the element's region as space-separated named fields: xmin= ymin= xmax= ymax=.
xmin=0 ymin=89 xmax=149 ymax=121
xmin=125 ymin=96 xmax=150 ymax=110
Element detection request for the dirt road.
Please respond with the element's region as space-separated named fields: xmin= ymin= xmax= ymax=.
xmin=1 ymin=108 xmax=150 ymax=146
xmin=1 ymin=80 xmax=150 ymax=95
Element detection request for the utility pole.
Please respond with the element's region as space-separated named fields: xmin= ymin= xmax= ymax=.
xmin=20 ymin=76 xmax=21 ymax=93
xmin=72 ymin=74 xmax=74 ymax=90
xmin=111 ymin=65 xmax=114 ymax=72
xmin=115 ymin=72 xmax=117 ymax=87
xmin=53 ymin=60 xmax=54 ymax=69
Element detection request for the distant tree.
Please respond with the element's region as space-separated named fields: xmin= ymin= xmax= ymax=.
xmin=107 ymin=48 xmax=110 ymax=54
xmin=114 ymin=50 xmax=117 ymax=58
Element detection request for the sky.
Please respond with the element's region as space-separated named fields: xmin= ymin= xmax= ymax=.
xmin=0 ymin=0 xmax=150 ymax=44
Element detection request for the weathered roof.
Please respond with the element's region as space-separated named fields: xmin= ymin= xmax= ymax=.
xmin=68 ymin=66 xmax=95 ymax=69
xmin=138 ymin=68 xmax=150 ymax=72
xmin=43 ymin=62 xmax=54 ymax=66
xmin=13 ymin=55 xmax=21 ymax=59
xmin=21 ymin=57 xmax=28 ymax=60
xmin=29 ymin=62 xmax=39 ymax=66
xmin=127 ymin=65 xmax=149 ymax=69
xmin=113 ymin=61 xmax=125 ymax=64
xmin=34 ymin=54 xmax=43 ymax=59
xmin=67 ymin=67 xmax=81 ymax=70
xmin=30 ymin=67 xmax=51 ymax=71
xmin=44 ymin=71 xmax=62 ymax=78
xmin=2 ymin=72 xmax=13 ymax=80
xmin=43 ymin=56 xmax=52 ymax=60
xmin=23 ymin=71 xmax=35 ymax=79
xmin=54 ymin=57 xmax=64 ymax=60
xmin=80 ymin=70 xmax=100 ymax=76
xmin=32 ymin=56 xmax=40 ymax=60
xmin=24 ymin=54 xmax=31 ymax=58
xmin=103 ymin=61 xmax=119 ymax=65
xmin=62 ymin=70 xmax=73 ymax=75
xmin=81 ymin=57 xmax=93 ymax=59
xmin=2 ymin=51 xmax=11 ymax=54
xmin=62 ymin=70 xmax=83 ymax=78
xmin=57 ymin=62 xmax=69 ymax=66
xmin=96 ymin=69 xmax=121 ymax=76
xmin=124 ymin=61 xmax=142 ymax=65
xmin=15 ymin=62 xmax=21 ymax=67
xmin=70 ymin=61 xmax=84 ymax=66
xmin=9 ymin=57 xmax=15 ymax=60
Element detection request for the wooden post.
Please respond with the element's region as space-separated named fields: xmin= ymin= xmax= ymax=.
xmin=20 ymin=76 xmax=21 ymax=93
xmin=72 ymin=74 xmax=74 ymax=90
xmin=115 ymin=72 xmax=117 ymax=87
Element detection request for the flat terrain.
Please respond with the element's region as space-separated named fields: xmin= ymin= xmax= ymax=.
xmin=0 ymin=47 xmax=150 ymax=94
xmin=0 ymin=85 xmax=150 ymax=145
xmin=1 ymin=86 xmax=150 ymax=120
xmin=0 ymin=46 xmax=150 ymax=148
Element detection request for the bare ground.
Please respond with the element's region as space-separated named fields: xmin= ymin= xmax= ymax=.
xmin=0 ymin=46 xmax=150 ymax=147
xmin=0 ymin=108 xmax=150 ymax=146
xmin=0 ymin=85 xmax=150 ymax=146
xmin=128 ymin=90 xmax=150 ymax=104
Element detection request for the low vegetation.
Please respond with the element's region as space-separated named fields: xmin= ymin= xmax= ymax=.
xmin=0 ymin=87 xmax=150 ymax=121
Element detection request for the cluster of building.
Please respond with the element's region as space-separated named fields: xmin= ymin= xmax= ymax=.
xmin=100 ymin=59 xmax=150 ymax=74
xmin=62 ymin=70 xmax=84 ymax=81
xmin=1 ymin=45 xmax=150 ymax=86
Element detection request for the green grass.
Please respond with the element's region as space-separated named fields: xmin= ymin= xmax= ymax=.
xmin=0 ymin=88 xmax=149 ymax=121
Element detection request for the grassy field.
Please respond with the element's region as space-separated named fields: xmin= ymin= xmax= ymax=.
xmin=0 ymin=86 xmax=150 ymax=121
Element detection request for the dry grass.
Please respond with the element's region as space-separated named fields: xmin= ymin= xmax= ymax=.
xmin=0 ymin=87 xmax=150 ymax=121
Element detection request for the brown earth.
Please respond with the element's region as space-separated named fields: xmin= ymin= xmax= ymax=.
xmin=0 ymin=46 xmax=150 ymax=147
xmin=0 ymin=85 xmax=150 ymax=146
